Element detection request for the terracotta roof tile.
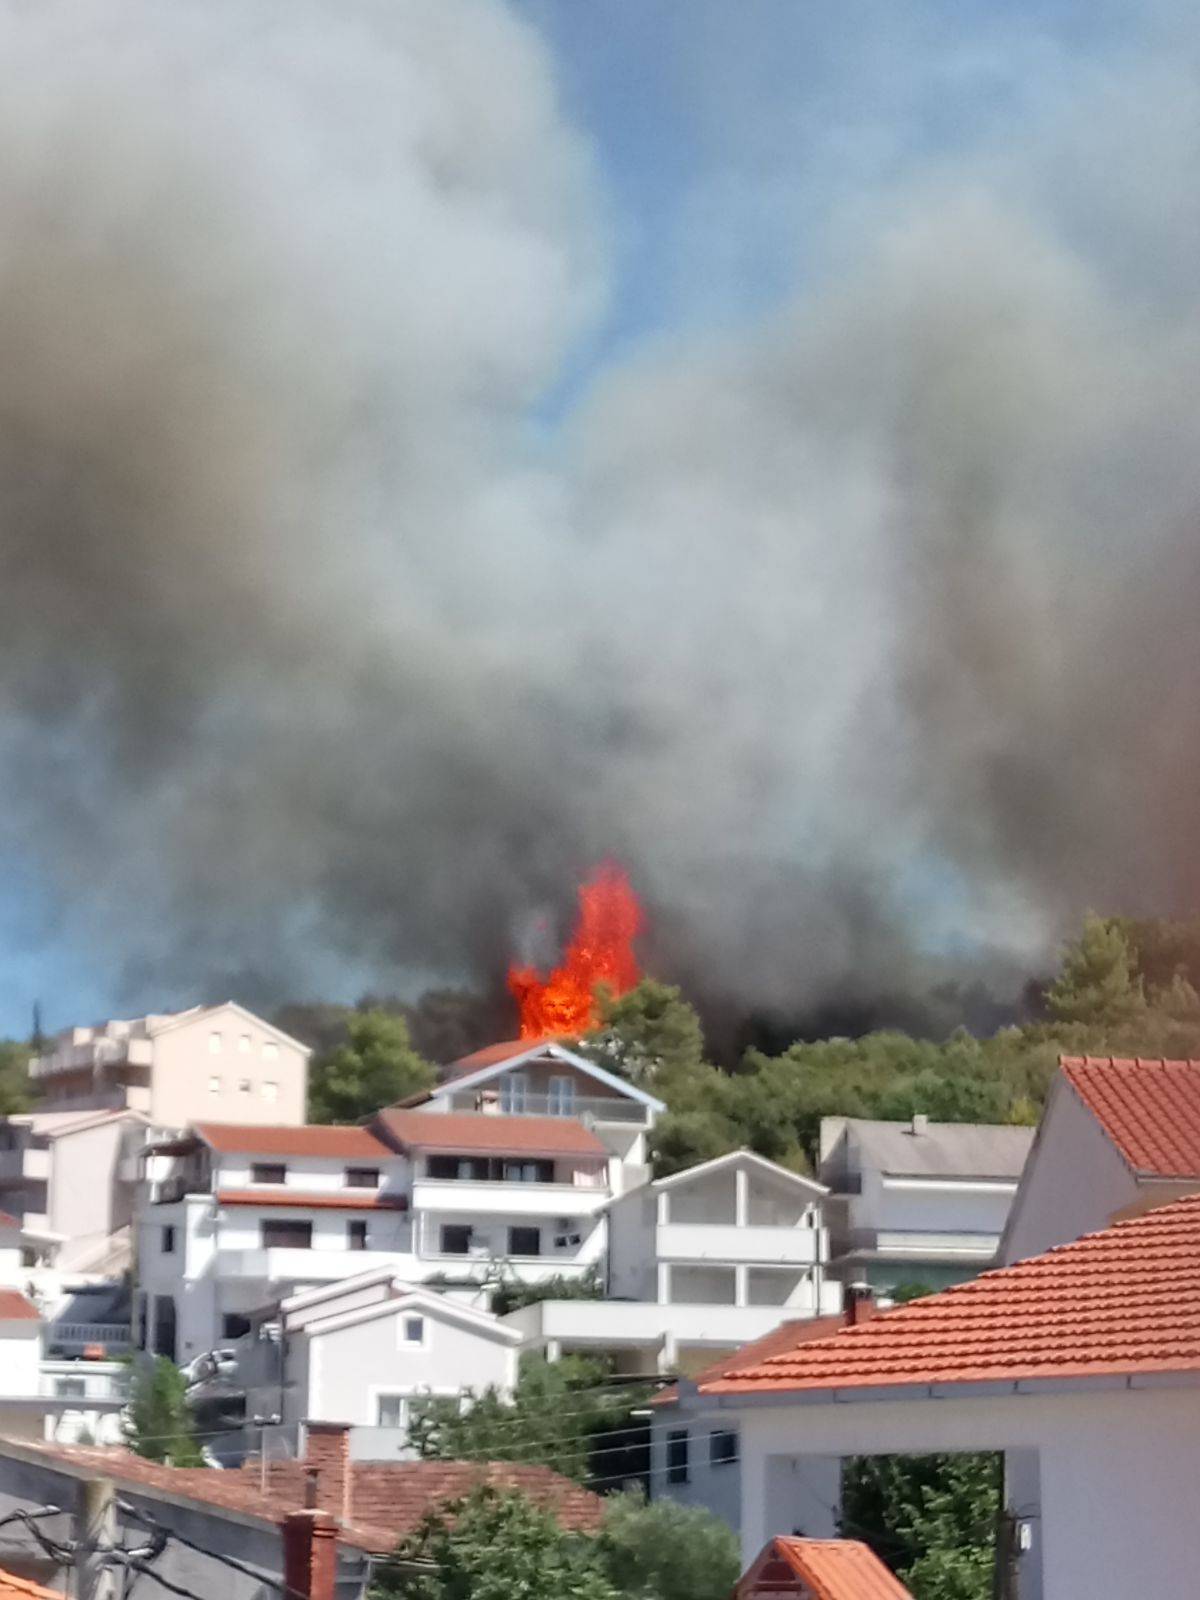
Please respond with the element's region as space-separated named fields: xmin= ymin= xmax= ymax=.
xmin=216 ymin=1190 xmax=405 ymax=1211
xmin=0 ymin=1567 xmax=69 ymax=1600
xmin=443 ymin=1039 xmax=555 ymax=1077
xmin=376 ymin=1108 xmax=607 ymax=1158
xmin=14 ymin=1445 xmax=600 ymax=1553
xmin=738 ymin=1537 xmax=913 ymax=1600
xmin=1060 ymin=1056 xmax=1200 ymax=1177
xmin=704 ymin=1191 xmax=1200 ymax=1395
xmin=194 ymin=1123 xmax=391 ymax=1159
xmin=0 ymin=1292 xmax=40 ymax=1322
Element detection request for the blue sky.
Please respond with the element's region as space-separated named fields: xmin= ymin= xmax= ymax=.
xmin=0 ymin=0 xmax=1187 ymax=1039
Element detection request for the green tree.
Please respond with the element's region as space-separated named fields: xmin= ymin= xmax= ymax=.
xmin=488 ymin=1267 xmax=604 ymax=1319
xmin=594 ymin=1493 xmax=740 ymax=1600
xmin=1044 ymin=914 xmax=1146 ymax=1027
xmin=308 ymin=1009 xmax=435 ymax=1123
xmin=841 ymin=1453 xmax=1000 ymax=1600
xmin=373 ymin=1487 xmax=621 ymax=1600
xmin=582 ymin=981 xmax=707 ymax=1091
xmin=0 ymin=1041 xmax=30 ymax=1115
xmin=408 ymin=1355 xmax=648 ymax=1489
xmin=123 ymin=1356 xmax=206 ymax=1465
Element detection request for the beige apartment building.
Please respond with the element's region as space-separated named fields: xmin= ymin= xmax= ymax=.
xmin=30 ymin=1001 xmax=310 ymax=1128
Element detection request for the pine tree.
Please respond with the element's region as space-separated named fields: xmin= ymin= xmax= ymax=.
xmin=123 ymin=1357 xmax=206 ymax=1466
xmin=1044 ymin=915 xmax=1146 ymax=1027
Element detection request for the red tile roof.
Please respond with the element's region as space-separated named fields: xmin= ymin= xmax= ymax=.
xmin=0 ymin=1568 xmax=68 ymax=1600
xmin=442 ymin=1037 xmax=569 ymax=1080
xmin=13 ymin=1444 xmax=601 ymax=1553
xmin=653 ymin=1314 xmax=851 ymax=1406
xmin=216 ymin=1189 xmax=406 ymax=1211
xmin=195 ymin=1123 xmax=391 ymax=1159
xmin=737 ymin=1537 xmax=913 ymax=1600
xmin=704 ymin=1191 xmax=1200 ymax=1395
xmin=376 ymin=1108 xmax=607 ymax=1158
xmin=0 ymin=1291 xmax=40 ymax=1322
xmin=1061 ymin=1056 xmax=1200 ymax=1177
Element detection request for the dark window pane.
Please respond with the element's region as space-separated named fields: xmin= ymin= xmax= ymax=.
xmin=261 ymin=1219 xmax=312 ymax=1249
xmin=251 ymin=1163 xmax=287 ymax=1185
xmin=667 ymin=1429 xmax=690 ymax=1484
xmin=508 ymin=1226 xmax=541 ymax=1257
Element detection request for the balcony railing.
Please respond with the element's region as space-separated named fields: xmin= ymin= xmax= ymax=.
xmin=656 ymin=1221 xmax=824 ymax=1266
xmin=46 ymin=1323 xmax=133 ymax=1357
xmin=446 ymin=1091 xmax=648 ymax=1124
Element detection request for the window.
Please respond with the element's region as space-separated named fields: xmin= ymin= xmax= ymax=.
xmin=153 ymin=1296 xmax=178 ymax=1362
xmin=55 ymin=1377 xmax=86 ymax=1399
xmin=260 ymin=1219 xmax=312 ymax=1249
xmin=500 ymin=1072 xmax=528 ymax=1113
xmin=161 ymin=1225 xmax=176 ymax=1255
xmin=502 ymin=1159 xmax=554 ymax=1184
xmin=508 ymin=1225 xmax=541 ymax=1257
xmin=238 ymin=1078 xmax=252 ymax=1094
xmin=402 ymin=1316 xmax=424 ymax=1344
xmin=208 ymin=1032 xmax=223 ymax=1054
xmin=251 ymin=1162 xmax=287 ymax=1185
xmin=667 ymin=1430 xmax=690 ymax=1484
xmin=376 ymin=1394 xmax=407 ymax=1429
xmin=440 ymin=1224 xmax=472 ymax=1255
xmin=345 ymin=1167 xmax=380 ymax=1189
xmin=347 ymin=1219 xmax=368 ymax=1251
xmin=262 ymin=1040 xmax=278 ymax=1061
xmin=709 ymin=1430 xmax=739 ymax=1467
xmin=208 ymin=1075 xmax=222 ymax=1095
xmin=238 ymin=1034 xmax=252 ymax=1053
xmin=262 ymin=1081 xmax=278 ymax=1102
xmin=548 ymin=1075 xmax=576 ymax=1115
xmin=222 ymin=1313 xmax=251 ymax=1340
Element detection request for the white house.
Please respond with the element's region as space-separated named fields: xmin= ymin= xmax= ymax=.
xmin=0 ymin=1288 xmax=126 ymax=1446
xmin=1001 ymin=1054 xmax=1200 ymax=1264
xmin=503 ymin=1150 xmax=842 ymax=1375
xmin=136 ymin=1042 xmax=660 ymax=1362
xmin=818 ymin=1115 xmax=1034 ymax=1293
xmin=30 ymin=1002 xmax=310 ymax=1127
xmin=190 ymin=1268 xmax=521 ymax=1460
xmin=695 ymin=1191 xmax=1200 ymax=1599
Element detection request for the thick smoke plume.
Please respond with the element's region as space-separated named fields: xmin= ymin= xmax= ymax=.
xmin=1 ymin=0 xmax=1200 ymax=1024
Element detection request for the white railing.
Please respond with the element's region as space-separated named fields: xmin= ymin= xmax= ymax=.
xmin=216 ymin=1246 xmax=418 ymax=1282
xmin=447 ymin=1092 xmax=648 ymax=1124
xmin=502 ymin=1298 xmax=830 ymax=1351
xmin=39 ymin=1368 xmax=128 ymax=1403
xmin=852 ymin=1228 xmax=1001 ymax=1257
xmin=412 ymin=1179 xmax=610 ymax=1219
xmin=656 ymin=1222 xmax=824 ymax=1266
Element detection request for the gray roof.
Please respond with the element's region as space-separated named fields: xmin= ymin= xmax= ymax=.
xmin=821 ymin=1117 xmax=1034 ymax=1181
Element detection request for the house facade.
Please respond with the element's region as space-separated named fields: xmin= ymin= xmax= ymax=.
xmin=697 ymin=1191 xmax=1200 ymax=1598
xmin=503 ymin=1150 xmax=842 ymax=1375
xmin=30 ymin=1002 xmax=309 ymax=1126
xmin=190 ymin=1269 xmax=521 ymax=1459
xmin=135 ymin=1041 xmax=661 ymax=1362
xmin=818 ymin=1114 xmax=1033 ymax=1292
xmin=1001 ymin=1054 xmax=1200 ymax=1264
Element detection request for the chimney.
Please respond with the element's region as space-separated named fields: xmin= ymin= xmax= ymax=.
xmin=283 ymin=1511 xmax=337 ymax=1600
xmin=844 ymin=1281 xmax=877 ymax=1327
xmin=304 ymin=1421 xmax=353 ymax=1525
xmin=910 ymin=1112 xmax=929 ymax=1136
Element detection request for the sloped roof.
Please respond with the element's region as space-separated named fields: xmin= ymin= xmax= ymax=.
xmin=375 ymin=1108 xmax=607 ymax=1158
xmin=442 ymin=1038 xmax=564 ymax=1078
xmin=12 ymin=1443 xmax=601 ymax=1553
xmin=0 ymin=1568 xmax=69 ymax=1600
xmin=738 ymin=1537 xmax=913 ymax=1600
xmin=216 ymin=1189 xmax=405 ymax=1211
xmin=194 ymin=1123 xmax=391 ymax=1159
xmin=0 ymin=1291 xmax=40 ymax=1322
xmin=704 ymin=1191 xmax=1200 ymax=1396
xmin=653 ymin=1314 xmax=850 ymax=1406
xmin=821 ymin=1119 xmax=1032 ymax=1181
xmin=1061 ymin=1056 xmax=1200 ymax=1178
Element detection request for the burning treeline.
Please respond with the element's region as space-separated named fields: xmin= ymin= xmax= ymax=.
xmin=508 ymin=864 xmax=643 ymax=1039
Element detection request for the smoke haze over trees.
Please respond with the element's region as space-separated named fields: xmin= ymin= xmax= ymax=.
xmin=5 ymin=2 xmax=1200 ymax=1028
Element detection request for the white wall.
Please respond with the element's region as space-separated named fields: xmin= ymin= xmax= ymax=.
xmin=649 ymin=1407 xmax=745 ymax=1531
xmin=151 ymin=1005 xmax=307 ymax=1129
xmin=1001 ymin=1083 xmax=1139 ymax=1263
xmin=0 ymin=1323 xmax=40 ymax=1396
xmin=607 ymin=1188 xmax=654 ymax=1299
xmin=732 ymin=1381 xmax=1200 ymax=1599
xmin=304 ymin=1305 xmax=517 ymax=1430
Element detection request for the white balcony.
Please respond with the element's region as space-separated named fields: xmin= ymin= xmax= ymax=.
xmin=843 ymin=1228 xmax=1001 ymax=1262
xmin=503 ymin=1296 xmax=840 ymax=1361
xmin=412 ymin=1179 xmax=610 ymax=1219
xmin=216 ymin=1247 xmax=420 ymax=1283
xmin=39 ymin=1362 xmax=128 ymax=1403
xmin=656 ymin=1222 xmax=823 ymax=1267
xmin=445 ymin=1092 xmax=649 ymax=1125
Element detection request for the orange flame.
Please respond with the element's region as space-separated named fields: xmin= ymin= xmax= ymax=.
xmin=508 ymin=862 xmax=643 ymax=1039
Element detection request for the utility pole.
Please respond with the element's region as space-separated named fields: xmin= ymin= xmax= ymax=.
xmin=75 ymin=1477 xmax=116 ymax=1600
